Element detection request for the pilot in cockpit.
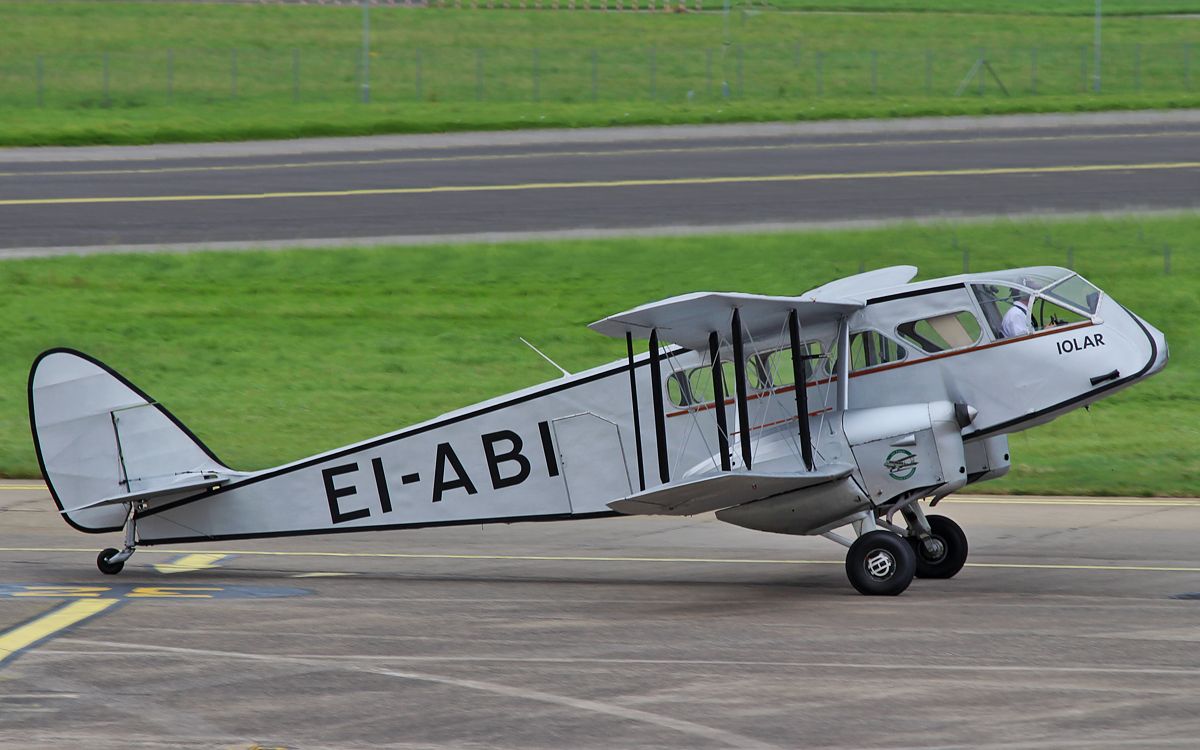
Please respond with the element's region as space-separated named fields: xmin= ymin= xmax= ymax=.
xmin=1000 ymin=290 xmax=1034 ymax=338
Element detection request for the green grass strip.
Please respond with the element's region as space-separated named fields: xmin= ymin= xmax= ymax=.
xmin=0 ymin=215 xmax=1195 ymax=496
xmin=2 ymin=3 xmax=1199 ymax=145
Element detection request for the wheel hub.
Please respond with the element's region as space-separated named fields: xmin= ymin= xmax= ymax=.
xmin=921 ymin=536 xmax=947 ymax=563
xmin=864 ymin=549 xmax=896 ymax=580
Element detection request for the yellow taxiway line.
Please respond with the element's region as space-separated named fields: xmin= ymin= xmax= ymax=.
xmin=5 ymin=130 xmax=1198 ymax=179
xmin=152 ymin=553 xmax=230 ymax=575
xmin=2 ymin=161 xmax=1198 ymax=207
xmin=0 ymin=599 xmax=121 ymax=666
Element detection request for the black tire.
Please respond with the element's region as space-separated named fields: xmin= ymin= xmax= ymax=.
xmin=845 ymin=531 xmax=916 ymax=596
xmin=909 ymin=515 xmax=968 ymax=579
xmin=97 ymin=547 xmax=124 ymax=575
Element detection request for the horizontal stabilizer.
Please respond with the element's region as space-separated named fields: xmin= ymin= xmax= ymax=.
xmin=608 ymin=465 xmax=855 ymax=517
xmin=61 ymin=471 xmax=241 ymax=514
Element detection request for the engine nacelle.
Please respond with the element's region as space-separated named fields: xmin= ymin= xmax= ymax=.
xmin=844 ymin=401 xmax=970 ymax=506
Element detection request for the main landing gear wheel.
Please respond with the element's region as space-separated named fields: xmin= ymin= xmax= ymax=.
xmin=97 ymin=547 xmax=125 ymax=575
xmin=845 ymin=531 xmax=916 ymax=596
xmin=908 ymin=514 xmax=968 ymax=579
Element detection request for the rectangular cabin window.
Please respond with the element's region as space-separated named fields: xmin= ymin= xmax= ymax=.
xmin=667 ymin=361 xmax=737 ymax=408
xmin=827 ymin=331 xmax=906 ymax=373
xmin=897 ymin=311 xmax=981 ymax=353
xmin=760 ymin=341 xmax=824 ymax=386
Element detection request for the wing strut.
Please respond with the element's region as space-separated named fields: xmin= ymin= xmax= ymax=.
xmin=625 ymin=332 xmax=647 ymax=492
xmin=708 ymin=331 xmax=731 ymax=471
xmin=788 ymin=309 xmax=815 ymax=471
xmin=836 ymin=316 xmax=851 ymax=411
xmin=648 ymin=328 xmax=670 ymax=484
xmin=731 ymin=309 xmax=752 ymax=470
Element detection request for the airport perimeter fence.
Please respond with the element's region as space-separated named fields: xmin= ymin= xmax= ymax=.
xmin=1 ymin=41 xmax=1196 ymax=109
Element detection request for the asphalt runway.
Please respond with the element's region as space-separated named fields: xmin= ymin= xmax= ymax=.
xmin=2 ymin=481 xmax=1199 ymax=749
xmin=2 ymin=112 xmax=1200 ymax=252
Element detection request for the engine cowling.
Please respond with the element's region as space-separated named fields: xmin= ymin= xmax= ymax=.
xmin=843 ymin=400 xmax=970 ymax=506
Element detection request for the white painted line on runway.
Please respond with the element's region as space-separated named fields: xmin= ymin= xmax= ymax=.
xmin=56 ymin=638 xmax=1200 ymax=679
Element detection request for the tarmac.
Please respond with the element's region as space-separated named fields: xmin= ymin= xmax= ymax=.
xmin=1 ymin=480 xmax=1198 ymax=749
xmin=2 ymin=110 xmax=1200 ymax=256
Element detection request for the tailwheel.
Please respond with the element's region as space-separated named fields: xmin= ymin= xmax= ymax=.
xmin=97 ymin=547 xmax=125 ymax=575
xmin=845 ymin=531 xmax=916 ymax=596
xmin=908 ymin=514 xmax=968 ymax=579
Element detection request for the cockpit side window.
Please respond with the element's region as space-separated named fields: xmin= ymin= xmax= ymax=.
xmin=1044 ymin=274 xmax=1102 ymax=315
xmin=896 ymin=310 xmax=983 ymax=353
xmin=973 ymin=284 xmax=1021 ymax=339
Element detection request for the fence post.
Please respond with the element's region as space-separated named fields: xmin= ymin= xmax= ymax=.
xmin=1187 ymin=43 xmax=1193 ymax=90
xmin=415 ymin=49 xmax=423 ymax=101
xmin=870 ymin=50 xmax=878 ymax=96
xmin=706 ymin=48 xmax=713 ymax=98
xmin=1134 ymin=43 xmax=1142 ymax=92
xmin=924 ymin=49 xmax=932 ymax=95
xmin=475 ymin=48 xmax=484 ymax=101
xmin=36 ymin=55 xmax=44 ymax=108
xmin=532 ymin=47 xmax=540 ymax=102
xmin=1030 ymin=46 xmax=1038 ymax=95
xmin=167 ymin=48 xmax=173 ymax=103
xmin=649 ymin=44 xmax=657 ymax=100
xmin=977 ymin=48 xmax=985 ymax=96
xmin=231 ymin=48 xmax=238 ymax=98
xmin=816 ymin=51 xmax=824 ymax=96
xmin=736 ymin=44 xmax=744 ymax=97
xmin=292 ymin=48 xmax=300 ymax=103
xmin=1080 ymin=45 xmax=1088 ymax=92
xmin=103 ymin=51 xmax=110 ymax=106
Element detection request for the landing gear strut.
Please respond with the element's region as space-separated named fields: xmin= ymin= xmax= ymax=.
xmin=907 ymin=514 xmax=968 ymax=579
xmin=96 ymin=504 xmax=138 ymax=575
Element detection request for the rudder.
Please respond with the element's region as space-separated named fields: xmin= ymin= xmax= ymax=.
xmin=28 ymin=348 xmax=230 ymax=533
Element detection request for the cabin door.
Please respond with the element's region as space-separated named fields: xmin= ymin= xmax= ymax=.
xmin=551 ymin=413 xmax=633 ymax=513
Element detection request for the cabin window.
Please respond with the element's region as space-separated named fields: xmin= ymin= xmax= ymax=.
xmin=666 ymin=371 xmax=694 ymax=408
xmin=666 ymin=361 xmax=738 ymax=408
xmin=827 ymin=331 xmax=907 ymax=373
xmin=896 ymin=311 xmax=982 ymax=354
xmin=973 ymin=284 xmax=1022 ymax=339
xmin=758 ymin=341 xmax=825 ymax=386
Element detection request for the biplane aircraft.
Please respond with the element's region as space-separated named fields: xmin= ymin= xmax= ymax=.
xmin=29 ymin=265 xmax=1167 ymax=595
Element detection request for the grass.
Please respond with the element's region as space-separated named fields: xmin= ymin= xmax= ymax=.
xmin=0 ymin=215 xmax=1195 ymax=496
xmin=763 ymin=1 xmax=1200 ymax=13
xmin=1 ymin=2 xmax=1198 ymax=145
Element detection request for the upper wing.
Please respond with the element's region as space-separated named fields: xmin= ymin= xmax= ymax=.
xmin=588 ymin=292 xmax=860 ymax=350
xmin=608 ymin=465 xmax=855 ymax=516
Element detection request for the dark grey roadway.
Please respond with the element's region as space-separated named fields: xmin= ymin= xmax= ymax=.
xmin=3 ymin=482 xmax=1200 ymax=749
xmin=2 ymin=113 xmax=1199 ymax=252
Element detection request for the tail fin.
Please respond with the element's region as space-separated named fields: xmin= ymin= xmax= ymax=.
xmin=28 ymin=348 xmax=231 ymax=533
